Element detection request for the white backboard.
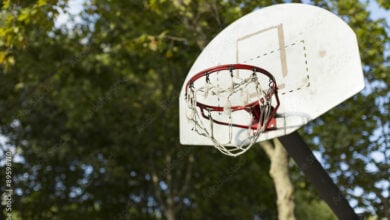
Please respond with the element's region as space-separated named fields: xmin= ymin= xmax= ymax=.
xmin=179 ymin=3 xmax=364 ymax=146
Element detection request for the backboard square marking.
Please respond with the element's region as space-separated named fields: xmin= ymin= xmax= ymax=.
xmin=238 ymin=37 xmax=310 ymax=96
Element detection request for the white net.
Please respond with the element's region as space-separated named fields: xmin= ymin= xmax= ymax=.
xmin=185 ymin=64 xmax=278 ymax=157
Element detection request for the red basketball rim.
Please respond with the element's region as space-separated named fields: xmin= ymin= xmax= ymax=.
xmin=185 ymin=64 xmax=280 ymax=130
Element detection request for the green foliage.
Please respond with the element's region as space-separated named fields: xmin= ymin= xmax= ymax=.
xmin=295 ymin=189 xmax=337 ymax=220
xmin=0 ymin=0 xmax=388 ymax=219
xmin=0 ymin=0 xmax=63 ymax=68
xmin=377 ymin=0 xmax=390 ymax=9
xmin=0 ymin=0 xmax=278 ymax=219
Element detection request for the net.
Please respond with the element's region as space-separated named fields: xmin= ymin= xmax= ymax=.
xmin=185 ymin=64 xmax=279 ymax=157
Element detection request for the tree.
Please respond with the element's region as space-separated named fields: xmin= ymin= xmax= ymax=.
xmin=1 ymin=0 xmax=278 ymax=219
xmin=0 ymin=0 xmax=388 ymax=219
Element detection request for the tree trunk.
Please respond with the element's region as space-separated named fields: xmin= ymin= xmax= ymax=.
xmin=260 ymin=139 xmax=296 ymax=220
xmin=165 ymin=206 xmax=175 ymax=220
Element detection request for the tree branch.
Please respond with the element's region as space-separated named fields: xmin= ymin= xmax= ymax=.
xmin=151 ymin=171 xmax=167 ymax=212
xmin=173 ymin=156 xmax=194 ymax=212
xmin=209 ymin=1 xmax=224 ymax=28
xmin=178 ymin=153 xmax=194 ymax=198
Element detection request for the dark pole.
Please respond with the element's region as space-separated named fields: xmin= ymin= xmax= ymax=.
xmin=279 ymin=131 xmax=360 ymax=220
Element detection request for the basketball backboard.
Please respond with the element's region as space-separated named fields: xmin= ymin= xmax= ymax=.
xmin=179 ymin=3 xmax=364 ymax=154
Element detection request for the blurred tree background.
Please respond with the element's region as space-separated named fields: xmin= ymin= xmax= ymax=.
xmin=0 ymin=0 xmax=388 ymax=219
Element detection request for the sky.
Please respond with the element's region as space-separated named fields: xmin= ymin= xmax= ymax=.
xmin=55 ymin=0 xmax=86 ymax=28
xmin=367 ymin=1 xmax=390 ymax=24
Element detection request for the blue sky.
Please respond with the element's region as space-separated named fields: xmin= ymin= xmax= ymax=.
xmin=367 ymin=0 xmax=390 ymax=24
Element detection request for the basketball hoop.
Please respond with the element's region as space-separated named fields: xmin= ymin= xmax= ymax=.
xmin=184 ymin=64 xmax=279 ymax=156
